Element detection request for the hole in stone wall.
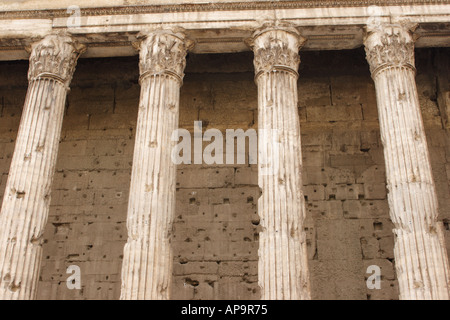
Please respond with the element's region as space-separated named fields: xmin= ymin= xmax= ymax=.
xmin=184 ymin=278 xmax=199 ymax=287
xmin=443 ymin=220 xmax=449 ymax=231
xmin=373 ymin=222 xmax=383 ymax=230
xmin=16 ymin=191 xmax=25 ymax=199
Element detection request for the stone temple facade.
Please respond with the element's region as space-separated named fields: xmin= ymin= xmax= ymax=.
xmin=0 ymin=0 xmax=449 ymax=300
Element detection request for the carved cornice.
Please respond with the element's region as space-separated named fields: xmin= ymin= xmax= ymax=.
xmin=249 ymin=23 xmax=305 ymax=79
xmin=0 ymin=1 xmax=448 ymax=20
xmin=138 ymin=30 xmax=193 ymax=84
xmin=28 ymin=34 xmax=86 ymax=86
xmin=364 ymin=24 xmax=417 ymax=76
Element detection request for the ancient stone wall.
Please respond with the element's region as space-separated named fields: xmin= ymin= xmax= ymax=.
xmin=0 ymin=47 xmax=448 ymax=300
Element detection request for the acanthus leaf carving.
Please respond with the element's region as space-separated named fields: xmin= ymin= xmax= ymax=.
xmin=139 ymin=30 xmax=193 ymax=84
xmin=365 ymin=24 xmax=416 ymax=76
xmin=254 ymin=38 xmax=301 ymax=76
xmin=28 ymin=34 xmax=85 ymax=86
xmin=250 ymin=24 xmax=305 ymax=79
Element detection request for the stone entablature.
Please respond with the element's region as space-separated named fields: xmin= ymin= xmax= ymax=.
xmin=0 ymin=2 xmax=449 ymax=60
xmin=1 ymin=0 xmax=449 ymax=13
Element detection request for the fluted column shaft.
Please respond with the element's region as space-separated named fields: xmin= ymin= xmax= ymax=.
xmin=120 ymin=30 xmax=191 ymax=300
xmin=0 ymin=34 xmax=84 ymax=300
xmin=250 ymin=25 xmax=311 ymax=300
xmin=365 ymin=24 xmax=450 ymax=300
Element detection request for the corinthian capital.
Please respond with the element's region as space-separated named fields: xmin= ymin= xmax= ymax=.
xmin=364 ymin=23 xmax=417 ymax=76
xmin=248 ymin=22 xmax=306 ymax=79
xmin=138 ymin=30 xmax=193 ymax=84
xmin=28 ymin=34 xmax=86 ymax=86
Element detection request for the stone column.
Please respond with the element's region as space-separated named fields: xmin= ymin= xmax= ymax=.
xmin=120 ymin=30 xmax=191 ymax=300
xmin=365 ymin=24 xmax=450 ymax=300
xmin=0 ymin=34 xmax=85 ymax=300
xmin=248 ymin=23 xmax=311 ymax=300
